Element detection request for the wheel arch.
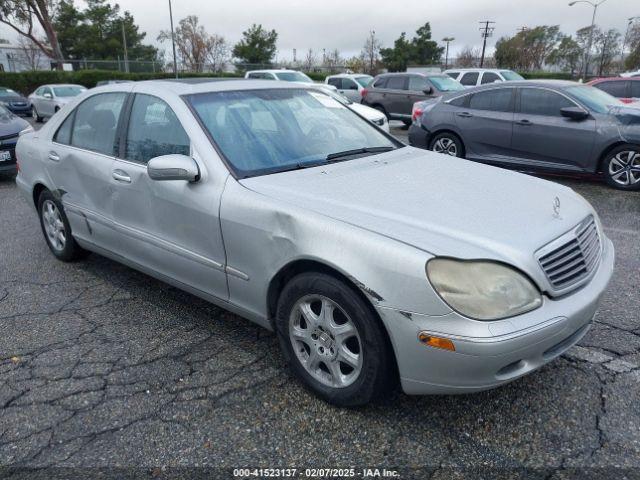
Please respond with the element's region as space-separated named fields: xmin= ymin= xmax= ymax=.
xmin=596 ymin=141 xmax=638 ymax=173
xmin=266 ymin=258 xmax=400 ymax=380
xmin=429 ymin=128 xmax=466 ymax=156
xmin=32 ymin=182 xmax=48 ymax=208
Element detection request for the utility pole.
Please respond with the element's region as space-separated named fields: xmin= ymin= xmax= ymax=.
xmin=442 ymin=37 xmax=454 ymax=69
xmin=168 ymin=0 xmax=178 ymax=78
xmin=479 ymin=21 xmax=495 ymax=68
xmin=293 ymin=48 xmax=297 ymax=64
xmin=121 ymin=21 xmax=129 ymax=73
xmin=569 ymin=0 xmax=607 ymax=79
xmin=369 ymin=30 xmax=376 ymax=74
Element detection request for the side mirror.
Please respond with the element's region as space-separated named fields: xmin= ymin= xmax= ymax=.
xmin=147 ymin=154 xmax=200 ymax=182
xmin=423 ymin=86 xmax=433 ymax=95
xmin=560 ymin=106 xmax=589 ymax=120
xmin=43 ymin=93 xmax=53 ymax=99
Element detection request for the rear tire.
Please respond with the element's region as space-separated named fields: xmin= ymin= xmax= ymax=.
xmin=37 ymin=190 xmax=89 ymax=261
xmin=603 ymin=145 xmax=640 ymax=190
xmin=275 ymin=272 xmax=395 ymax=407
xmin=429 ymin=132 xmax=464 ymax=158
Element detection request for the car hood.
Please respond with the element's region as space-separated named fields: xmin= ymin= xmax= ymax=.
xmin=240 ymin=147 xmax=595 ymax=272
xmin=0 ymin=112 xmax=29 ymax=133
xmin=349 ymin=102 xmax=385 ymax=121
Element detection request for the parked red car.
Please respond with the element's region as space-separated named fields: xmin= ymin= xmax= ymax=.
xmin=587 ymin=77 xmax=640 ymax=103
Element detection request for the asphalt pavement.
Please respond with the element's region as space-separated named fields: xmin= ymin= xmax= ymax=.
xmin=0 ymin=119 xmax=639 ymax=479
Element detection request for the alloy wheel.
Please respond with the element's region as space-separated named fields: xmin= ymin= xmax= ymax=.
xmin=432 ymin=137 xmax=458 ymax=156
xmin=289 ymin=294 xmax=363 ymax=388
xmin=41 ymin=200 xmax=66 ymax=251
xmin=609 ymin=150 xmax=640 ymax=186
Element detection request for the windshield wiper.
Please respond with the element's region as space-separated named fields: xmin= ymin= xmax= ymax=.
xmin=325 ymin=146 xmax=395 ymax=162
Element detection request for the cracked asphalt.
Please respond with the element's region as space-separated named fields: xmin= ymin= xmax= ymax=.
xmin=0 ymin=120 xmax=639 ymax=479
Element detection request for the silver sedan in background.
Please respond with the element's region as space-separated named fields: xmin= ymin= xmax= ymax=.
xmin=16 ymin=80 xmax=613 ymax=406
xmin=29 ymin=84 xmax=87 ymax=122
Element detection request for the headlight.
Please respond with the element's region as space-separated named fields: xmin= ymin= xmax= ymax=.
xmin=19 ymin=125 xmax=34 ymax=136
xmin=426 ymin=258 xmax=542 ymax=320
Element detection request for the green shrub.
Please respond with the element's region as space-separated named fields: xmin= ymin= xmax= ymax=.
xmin=305 ymin=71 xmax=327 ymax=82
xmin=519 ymin=71 xmax=576 ymax=80
xmin=0 ymin=70 xmax=243 ymax=95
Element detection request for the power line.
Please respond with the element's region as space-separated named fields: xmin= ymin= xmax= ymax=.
xmin=479 ymin=20 xmax=495 ymax=68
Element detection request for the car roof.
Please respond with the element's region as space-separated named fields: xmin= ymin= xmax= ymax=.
xmin=441 ymin=79 xmax=581 ymax=98
xmin=328 ymin=73 xmax=371 ymax=78
xmin=589 ymin=77 xmax=636 ymax=83
xmin=42 ymin=83 xmax=85 ymax=88
xmin=246 ymin=69 xmax=299 ymax=74
xmin=443 ymin=68 xmax=511 ymax=73
xmin=97 ymin=78 xmax=318 ymax=96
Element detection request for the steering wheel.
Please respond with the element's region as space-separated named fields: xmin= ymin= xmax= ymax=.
xmin=306 ymin=123 xmax=339 ymax=145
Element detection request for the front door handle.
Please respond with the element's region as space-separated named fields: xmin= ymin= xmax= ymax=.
xmin=516 ymin=119 xmax=532 ymax=126
xmin=48 ymin=151 xmax=60 ymax=162
xmin=456 ymin=112 xmax=473 ymax=118
xmin=112 ymin=169 xmax=131 ymax=183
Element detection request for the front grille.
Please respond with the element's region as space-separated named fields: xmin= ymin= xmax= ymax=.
xmin=537 ymin=216 xmax=601 ymax=292
xmin=10 ymin=102 xmax=27 ymax=107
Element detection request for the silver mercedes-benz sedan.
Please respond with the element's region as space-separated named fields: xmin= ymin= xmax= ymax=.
xmin=15 ymin=79 xmax=614 ymax=406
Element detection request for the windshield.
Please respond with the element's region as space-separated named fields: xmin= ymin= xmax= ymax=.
xmin=355 ymin=76 xmax=373 ymax=87
xmin=500 ymin=71 xmax=524 ymax=81
xmin=0 ymin=88 xmax=19 ymax=98
xmin=427 ymin=76 xmax=464 ymax=92
xmin=565 ymin=85 xmax=623 ymax=114
xmin=188 ymin=88 xmax=398 ymax=178
xmin=53 ymin=86 xmax=86 ymax=97
xmin=275 ymin=71 xmax=313 ymax=83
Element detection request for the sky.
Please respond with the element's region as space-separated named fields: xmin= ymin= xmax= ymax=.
xmin=1 ymin=0 xmax=637 ymax=60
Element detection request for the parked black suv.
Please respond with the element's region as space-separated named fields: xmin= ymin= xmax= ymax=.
xmin=361 ymin=73 xmax=464 ymax=126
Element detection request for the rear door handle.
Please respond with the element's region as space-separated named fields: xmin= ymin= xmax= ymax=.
xmin=516 ymin=119 xmax=532 ymax=126
xmin=48 ymin=151 xmax=60 ymax=162
xmin=456 ymin=112 xmax=473 ymax=118
xmin=112 ymin=169 xmax=131 ymax=183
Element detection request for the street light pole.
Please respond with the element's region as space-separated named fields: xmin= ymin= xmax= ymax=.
xmin=442 ymin=37 xmax=454 ymax=70
xmin=569 ymin=0 xmax=607 ymax=80
xmin=168 ymin=0 xmax=178 ymax=78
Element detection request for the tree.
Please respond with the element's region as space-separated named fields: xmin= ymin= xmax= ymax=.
xmin=159 ymin=15 xmax=228 ymax=72
xmin=456 ymin=46 xmax=480 ymax=68
xmin=303 ymin=48 xmax=316 ymax=71
xmin=232 ymin=24 xmax=277 ymax=65
xmin=410 ymin=22 xmax=443 ymax=65
xmin=55 ymin=0 xmax=158 ymax=63
xmin=626 ymin=23 xmax=640 ymax=70
xmin=380 ymin=32 xmax=411 ymax=72
xmin=0 ymin=0 xmax=64 ymax=68
xmin=361 ymin=30 xmax=382 ymax=75
xmin=594 ymin=28 xmax=620 ymax=75
xmin=344 ymin=55 xmax=366 ymax=73
xmin=16 ymin=36 xmax=44 ymax=70
xmin=325 ymin=48 xmax=342 ymax=72
xmin=548 ymin=35 xmax=581 ymax=75
xmin=494 ymin=25 xmax=560 ymax=71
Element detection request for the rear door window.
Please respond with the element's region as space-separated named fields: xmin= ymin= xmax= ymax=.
xmin=595 ymin=81 xmax=628 ymax=98
xmin=631 ymin=81 xmax=640 ymax=98
xmin=408 ymin=76 xmax=428 ymax=91
xmin=342 ymin=78 xmax=359 ymax=90
xmin=469 ymin=88 xmax=513 ymax=112
xmin=386 ymin=76 xmax=407 ymax=90
xmin=460 ymin=72 xmax=479 ymax=86
xmin=70 ymin=92 xmax=127 ymax=155
xmin=327 ymin=78 xmax=342 ymax=88
xmin=481 ymin=72 xmax=502 ymax=84
xmin=372 ymin=77 xmax=388 ymax=88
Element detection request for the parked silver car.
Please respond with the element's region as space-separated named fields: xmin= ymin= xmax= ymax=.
xmin=325 ymin=73 xmax=373 ymax=102
xmin=28 ymin=84 xmax=87 ymax=122
xmin=16 ymin=80 xmax=614 ymax=406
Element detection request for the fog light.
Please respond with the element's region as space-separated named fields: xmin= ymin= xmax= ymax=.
xmin=418 ymin=332 xmax=455 ymax=351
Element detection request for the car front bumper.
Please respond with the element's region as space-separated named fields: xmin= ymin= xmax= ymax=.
xmin=377 ymin=237 xmax=615 ymax=395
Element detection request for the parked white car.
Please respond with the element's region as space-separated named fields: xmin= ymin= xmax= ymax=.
xmin=443 ymin=68 xmax=524 ymax=88
xmin=309 ymin=86 xmax=389 ymax=132
xmin=620 ymin=69 xmax=640 ymax=78
xmin=245 ymin=69 xmax=315 ymax=83
xmin=28 ymin=84 xmax=87 ymax=122
xmin=325 ymin=74 xmax=374 ymax=102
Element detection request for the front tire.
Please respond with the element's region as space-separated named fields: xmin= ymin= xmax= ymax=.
xmin=32 ymin=106 xmax=43 ymax=123
xmin=603 ymin=145 xmax=640 ymax=190
xmin=37 ymin=190 xmax=89 ymax=261
xmin=275 ymin=272 xmax=395 ymax=407
xmin=429 ymin=132 xmax=464 ymax=158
